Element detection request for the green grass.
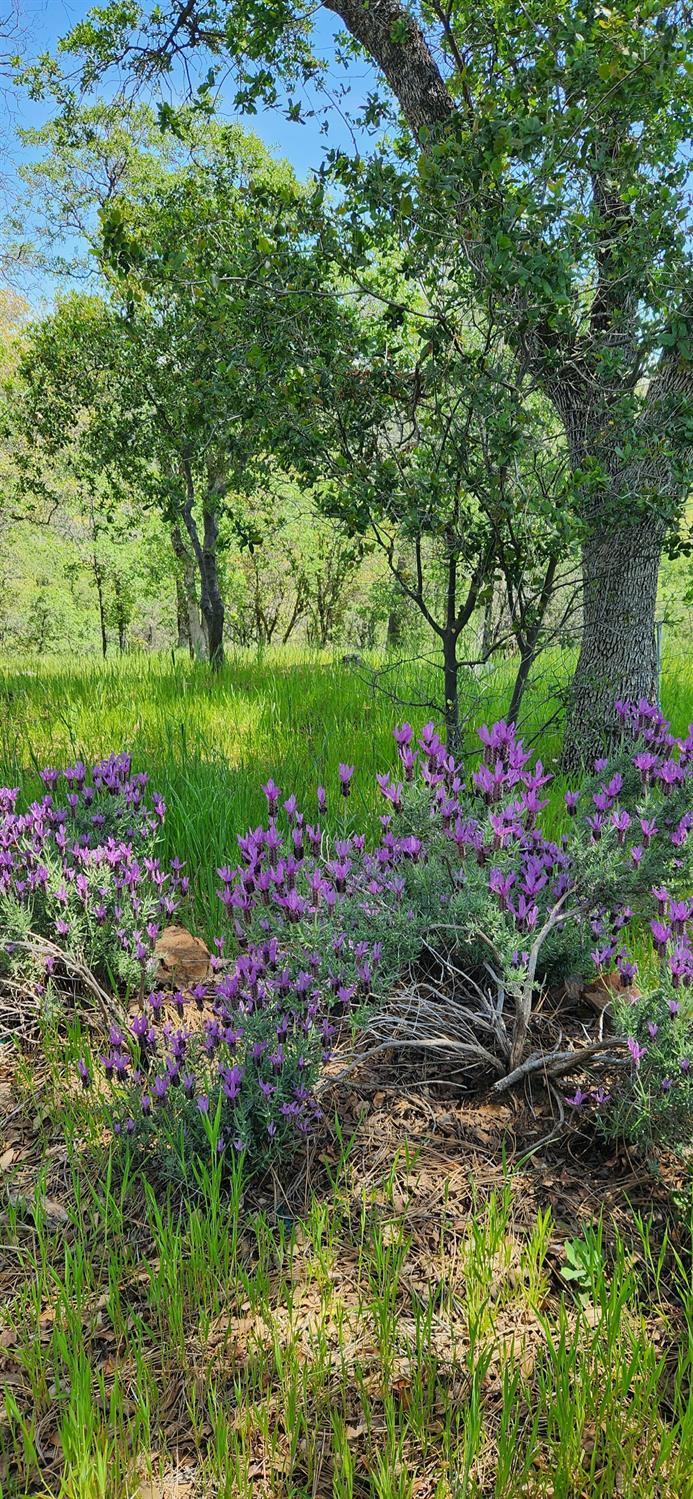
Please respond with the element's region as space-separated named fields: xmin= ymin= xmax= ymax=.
xmin=1 ymin=645 xmax=692 ymax=938
xmin=2 ymin=1047 xmax=693 ymax=1499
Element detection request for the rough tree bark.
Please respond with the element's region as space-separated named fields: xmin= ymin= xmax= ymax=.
xmin=325 ymin=0 xmax=455 ymax=139
xmin=92 ymin=555 xmax=108 ymax=659
xmin=113 ymin=575 xmax=128 ymax=653
xmin=562 ymin=517 xmax=662 ymax=770
xmin=170 ymin=522 xmax=207 ymax=658
xmin=201 ymin=497 xmax=225 ymax=667
xmin=180 ymin=458 xmax=226 ymax=669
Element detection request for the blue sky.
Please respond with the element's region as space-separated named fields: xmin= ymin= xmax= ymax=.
xmin=7 ymin=0 xmax=377 ymax=308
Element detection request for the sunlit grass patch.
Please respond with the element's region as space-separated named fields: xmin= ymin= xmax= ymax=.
xmin=1 ymin=645 xmax=692 ymax=942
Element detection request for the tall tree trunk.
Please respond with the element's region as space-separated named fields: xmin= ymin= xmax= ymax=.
xmin=562 ymin=516 xmax=662 ymax=770
xmin=386 ymin=604 xmax=400 ymax=648
xmin=282 ymin=582 xmax=306 ymax=644
xmin=442 ymin=626 xmax=459 ymax=752
xmin=556 ymin=345 xmax=691 ymax=766
xmin=180 ymin=463 xmax=225 ymax=670
xmin=93 ymin=556 xmax=108 ymax=659
xmin=386 ymin=554 xmax=408 ymax=648
xmin=171 ymin=523 xmax=206 ymax=658
xmin=113 ymin=575 xmax=127 ymax=653
xmin=480 ymin=590 xmax=494 ymax=661
xmin=175 ymin=576 xmax=190 ymax=652
xmin=201 ymin=497 xmax=225 ymax=669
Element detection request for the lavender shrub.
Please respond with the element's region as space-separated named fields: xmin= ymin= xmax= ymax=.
xmin=4 ymin=699 xmax=692 ymax=1172
xmin=107 ymin=702 xmax=691 ymax=1170
xmin=211 ymin=703 xmax=692 ymax=1000
xmin=0 ymin=755 xmax=187 ymax=1005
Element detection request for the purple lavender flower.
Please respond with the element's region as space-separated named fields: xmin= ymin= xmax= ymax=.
xmin=651 ymin=885 xmax=669 ymax=916
xmin=633 ymin=751 xmax=658 ymax=785
xmin=650 ymin=919 xmax=671 ymax=957
xmin=670 ymin=946 xmax=693 ymax=989
xmin=488 ymin=867 xmax=516 ymax=910
xmin=611 ymin=808 xmax=631 ymax=844
xmin=153 ymin=1075 xmax=169 ymax=1105
xmin=657 ymin=760 xmax=683 ymax=795
xmin=669 ymin=899 xmax=691 ymax=935
xmin=261 ymin=779 xmax=281 ymax=815
xmin=399 ymin=747 xmax=417 ymax=781
xmin=616 ymin=956 xmax=638 ymax=988
xmin=338 ymin=764 xmax=355 ymax=798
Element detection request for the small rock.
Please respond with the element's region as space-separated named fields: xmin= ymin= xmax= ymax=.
xmin=6 ymin=1192 xmax=69 ymax=1228
xmin=154 ymin=926 xmax=210 ymax=988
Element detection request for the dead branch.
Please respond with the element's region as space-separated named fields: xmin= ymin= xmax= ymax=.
xmin=508 ymin=894 xmax=571 ymax=1070
xmin=2 ymin=933 xmax=126 ymax=1027
xmin=494 ymin=1036 xmax=630 ymax=1093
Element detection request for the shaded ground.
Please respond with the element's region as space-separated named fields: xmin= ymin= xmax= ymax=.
xmin=1 ymin=1021 xmax=691 ymax=1498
